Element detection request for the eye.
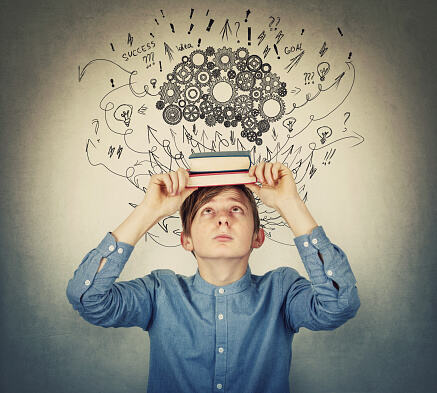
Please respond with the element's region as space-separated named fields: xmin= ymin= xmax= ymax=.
xmin=202 ymin=206 xmax=243 ymax=214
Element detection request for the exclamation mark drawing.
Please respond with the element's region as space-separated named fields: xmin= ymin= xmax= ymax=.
xmin=274 ymin=44 xmax=280 ymax=59
xmin=206 ymin=19 xmax=214 ymax=32
xmin=248 ymin=27 xmax=252 ymax=46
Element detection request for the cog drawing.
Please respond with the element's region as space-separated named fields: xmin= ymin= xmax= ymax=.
xmin=163 ymin=104 xmax=182 ymax=125
xmin=157 ymin=47 xmax=288 ymax=144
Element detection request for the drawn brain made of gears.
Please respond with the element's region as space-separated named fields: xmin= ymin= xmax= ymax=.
xmin=155 ymin=46 xmax=287 ymax=145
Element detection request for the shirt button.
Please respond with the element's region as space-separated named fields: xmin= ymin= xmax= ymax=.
xmin=218 ymin=347 xmax=224 ymax=353
xmin=217 ymin=384 xmax=223 ymax=389
xmin=303 ymin=241 xmax=309 ymax=247
xmin=84 ymin=279 xmax=90 ymax=286
xmin=218 ymin=314 xmax=224 ymax=320
xmin=312 ymin=238 xmax=318 ymax=244
xmin=327 ymin=270 xmax=333 ymax=276
xmin=117 ymin=247 xmax=123 ymax=254
xmin=108 ymin=245 xmax=115 ymax=252
xmin=218 ymin=288 xmax=225 ymax=294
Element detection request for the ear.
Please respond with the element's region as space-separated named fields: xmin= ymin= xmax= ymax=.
xmin=251 ymin=227 xmax=265 ymax=249
xmin=180 ymin=231 xmax=194 ymax=252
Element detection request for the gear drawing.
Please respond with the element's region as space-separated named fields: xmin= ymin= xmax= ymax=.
xmin=234 ymin=95 xmax=254 ymax=115
xmin=259 ymin=95 xmax=285 ymax=122
xmin=205 ymin=114 xmax=216 ymax=126
xmin=208 ymin=77 xmax=237 ymax=106
xmin=261 ymin=72 xmax=281 ymax=94
xmin=236 ymin=71 xmax=255 ymax=91
xmin=162 ymin=104 xmax=182 ymax=125
xmin=173 ymin=63 xmax=194 ymax=84
xmin=195 ymin=68 xmax=212 ymax=86
xmin=182 ymin=83 xmax=202 ymax=103
xmin=159 ymin=82 xmax=181 ymax=104
xmin=183 ymin=104 xmax=200 ymax=122
xmin=155 ymin=46 xmax=288 ymax=143
xmin=190 ymin=49 xmax=207 ymax=68
xmin=246 ymin=55 xmax=262 ymax=72
xmin=235 ymin=47 xmax=249 ymax=61
xmin=214 ymin=47 xmax=235 ymax=71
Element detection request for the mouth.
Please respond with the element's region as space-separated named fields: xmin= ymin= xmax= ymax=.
xmin=214 ymin=235 xmax=233 ymax=241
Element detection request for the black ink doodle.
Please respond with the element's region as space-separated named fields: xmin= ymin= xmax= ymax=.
xmin=156 ymin=47 xmax=288 ymax=146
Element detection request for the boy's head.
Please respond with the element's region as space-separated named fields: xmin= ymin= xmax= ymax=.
xmin=180 ymin=184 xmax=264 ymax=260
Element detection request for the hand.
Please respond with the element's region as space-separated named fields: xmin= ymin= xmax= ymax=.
xmin=141 ymin=168 xmax=198 ymax=219
xmin=245 ymin=162 xmax=300 ymax=210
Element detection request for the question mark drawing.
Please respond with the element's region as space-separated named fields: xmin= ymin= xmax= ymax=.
xmin=343 ymin=112 xmax=351 ymax=132
xmin=275 ymin=17 xmax=280 ymax=30
xmin=269 ymin=16 xmax=275 ymax=31
xmin=235 ymin=21 xmax=240 ymax=43
xmin=150 ymin=78 xmax=157 ymax=89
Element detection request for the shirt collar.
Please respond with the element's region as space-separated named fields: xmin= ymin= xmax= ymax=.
xmin=193 ymin=264 xmax=252 ymax=296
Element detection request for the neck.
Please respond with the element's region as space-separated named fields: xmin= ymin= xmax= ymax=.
xmin=197 ymin=259 xmax=248 ymax=286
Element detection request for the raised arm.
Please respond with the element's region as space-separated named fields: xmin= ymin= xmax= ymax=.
xmin=66 ymin=168 xmax=198 ymax=329
xmin=245 ymin=161 xmax=360 ymax=332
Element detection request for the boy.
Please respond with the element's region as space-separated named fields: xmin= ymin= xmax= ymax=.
xmin=66 ymin=162 xmax=360 ymax=393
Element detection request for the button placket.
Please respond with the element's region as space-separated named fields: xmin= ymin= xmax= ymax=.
xmin=214 ymin=290 xmax=227 ymax=392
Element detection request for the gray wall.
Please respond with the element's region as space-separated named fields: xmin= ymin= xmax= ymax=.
xmin=1 ymin=0 xmax=436 ymax=392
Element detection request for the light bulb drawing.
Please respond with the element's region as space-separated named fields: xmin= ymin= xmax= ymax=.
xmin=114 ymin=104 xmax=133 ymax=127
xmin=317 ymin=125 xmax=332 ymax=144
xmin=317 ymin=62 xmax=330 ymax=81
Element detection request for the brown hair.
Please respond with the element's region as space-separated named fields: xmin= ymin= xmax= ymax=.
xmin=180 ymin=184 xmax=261 ymax=258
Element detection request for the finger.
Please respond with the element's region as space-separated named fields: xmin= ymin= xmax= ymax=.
xmin=182 ymin=168 xmax=191 ymax=190
xmin=158 ymin=174 xmax=172 ymax=195
xmin=265 ymin=162 xmax=274 ymax=185
xmin=169 ymin=171 xmax=179 ymax=195
xmin=176 ymin=168 xmax=186 ymax=194
xmin=273 ymin=162 xmax=288 ymax=180
xmin=255 ymin=161 xmax=266 ymax=184
xmin=248 ymin=164 xmax=256 ymax=177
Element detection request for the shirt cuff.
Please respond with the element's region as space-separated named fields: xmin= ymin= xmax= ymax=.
xmin=96 ymin=232 xmax=135 ymax=261
xmin=293 ymin=225 xmax=331 ymax=257
xmin=67 ymin=232 xmax=135 ymax=312
xmin=293 ymin=226 xmax=357 ymax=292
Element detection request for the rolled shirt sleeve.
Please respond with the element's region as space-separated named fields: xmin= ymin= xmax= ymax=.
xmin=66 ymin=232 xmax=155 ymax=329
xmin=282 ymin=225 xmax=360 ymax=333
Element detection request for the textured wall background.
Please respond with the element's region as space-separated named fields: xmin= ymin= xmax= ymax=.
xmin=1 ymin=0 xmax=436 ymax=392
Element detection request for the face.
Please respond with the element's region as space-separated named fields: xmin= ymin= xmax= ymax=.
xmin=181 ymin=188 xmax=265 ymax=263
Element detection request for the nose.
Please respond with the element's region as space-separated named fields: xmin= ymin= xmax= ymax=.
xmin=217 ymin=212 xmax=230 ymax=226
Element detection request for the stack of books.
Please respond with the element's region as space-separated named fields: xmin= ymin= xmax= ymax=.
xmin=187 ymin=150 xmax=257 ymax=188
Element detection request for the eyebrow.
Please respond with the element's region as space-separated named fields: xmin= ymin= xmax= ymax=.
xmin=204 ymin=197 xmax=248 ymax=209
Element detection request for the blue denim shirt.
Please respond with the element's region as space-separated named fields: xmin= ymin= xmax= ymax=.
xmin=66 ymin=225 xmax=360 ymax=393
